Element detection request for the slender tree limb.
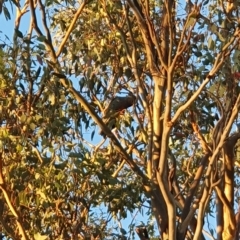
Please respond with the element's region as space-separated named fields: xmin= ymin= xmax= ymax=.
xmin=171 ymin=31 xmax=239 ymax=125
xmin=0 ymin=153 xmax=29 ymax=240
xmin=127 ymin=0 xmax=166 ymax=72
xmin=157 ymin=125 xmax=176 ymax=239
xmin=178 ymin=154 xmax=209 ymax=239
xmin=124 ymin=7 xmax=153 ymax=173
xmin=15 ymin=0 xmax=29 ymax=28
xmin=190 ymin=110 xmax=211 ymax=153
xmin=29 ymin=143 xmax=44 ymax=164
xmin=165 ymin=0 xmax=174 ymax=65
xmin=156 ymin=17 xmax=176 ymax=235
xmin=168 ymin=150 xmax=185 ymax=207
xmin=170 ymin=19 xmax=197 ymax=72
xmin=208 ymin=95 xmax=240 ymax=174
xmin=37 ymin=0 xmax=53 ymax=43
xmin=29 ymin=0 xmax=57 ymax=60
xmin=29 ymin=0 xmax=43 ymax=36
xmin=170 ymin=2 xmax=202 ymax=71
xmin=112 ymin=160 xmax=125 ymax=178
xmin=194 ymin=94 xmax=240 ymax=239
xmin=193 ymin=184 xmax=211 ymax=240
xmin=215 ymin=184 xmax=236 ymax=239
xmin=56 ymin=0 xmax=87 ymax=57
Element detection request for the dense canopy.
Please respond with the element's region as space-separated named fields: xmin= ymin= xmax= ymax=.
xmin=0 ymin=0 xmax=240 ymax=239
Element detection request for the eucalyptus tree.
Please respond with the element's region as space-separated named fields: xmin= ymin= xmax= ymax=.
xmin=0 ymin=0 xmax=240 ymax=239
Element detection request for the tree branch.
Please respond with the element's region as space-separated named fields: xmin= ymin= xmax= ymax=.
xmin=57 ymin=76 xmax=150 ymax=186
xmin=194 ymin=94 xmax=240 ymax=239
xmin=56 ymin=0 xmax=87 ymax=57
xmin=0 ymin=153 xmax=29 ymax=240
xmin=171 ymin=30 xmax=239 ymax=125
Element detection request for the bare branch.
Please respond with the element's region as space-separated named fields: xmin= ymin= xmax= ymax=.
xmin=194 ymin=94 xmax=240 ymax=239
xmin=171 ymin=30 xmax=239 ymax=125
xmin=179 ymin=154 xmax=209 ymax=237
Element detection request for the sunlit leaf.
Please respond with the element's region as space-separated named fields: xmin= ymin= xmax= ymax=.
xmin=208 ymin=36 xmax=214 ymax=50
xmin=34 ymin=233 xmax=48 ymax=240
xmin=185 ymin=16 xmax=196 ymax=28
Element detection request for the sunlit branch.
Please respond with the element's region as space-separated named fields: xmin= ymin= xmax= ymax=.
xmin=29 ymin=143 xmax=44 ymax=164
xmin=157 ymin=126 xmax=176 ymax=239
xmin=56 ymin=0 xmax=87 ymax=57
xmin=208 ymin=95 xmax=240 ymax=174
xmin=0 ymin=153 xmax=29 ymax=240
xmin=164 ymin=0 xmax=174 ymax=66
xmin=190 ymin=110 xmax=211 ymax=153
xmin=179 ymin=153 xmax=209 ymax=235
xmin=170 ymin=6 xmax=199 ymax=71
xmin=193 ymin=184 xmax=211 ymax=240
xmin=15 ymin=0 xmax=29 ymax=28
xmin=171 ymin=31 xmax=239 ymax=125
xmin=124 ymin=6 xmax=153 ymax=172
xmin=127 ymin=0 xmax=167 ymax=71
xmin=194 ymin=94 xmax=240 ymax=239
xmin=112 ymin=160 xmax=125 ymax=178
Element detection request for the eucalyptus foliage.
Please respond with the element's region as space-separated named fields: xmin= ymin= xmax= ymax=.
xmin=0 ymin=0 xmax=240 ymax=239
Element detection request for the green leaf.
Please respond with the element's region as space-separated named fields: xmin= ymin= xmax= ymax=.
xmin=38 ymin=44 xmax=46 ymax=50
xmin=193 ymin=51 xmax=202 ymax=57
xmin=208 ymin=36 xmax=214 ymax=50
xmin=120 ymin=228 xmax=127 ymax=235
xmin=69 ymin=152 xmax=83 ymax=158
xmin=20 ymin=114 xmax=27 ymax=123
xmin=35 ymin=67 xmax=41 ymax=79
xmin=217 ymin=32 xmax=226 ymax=42
xmin=37 ymin=35 xmax=47 ymax=42
xmin=35 ymin=173 xmax=41 ymax=179
xmin=15 ymin=29 xmax=23 ymax=38
xmin=3 ymin=6 xmax=11 ymax=20
xmin=91 ymin=130 xmax=95 ymax=140
xmin=210 ymin=24 xmax=217 ymax=34
xmin=37 ymin=190 xmax=47 ymax=200
xmin=48 ymin=93 xmax=55 ymax=105
xmin=30 ymin=122 xmax=36 ymax=130
xmin=185 ymin=16 xmax=196 ymax=28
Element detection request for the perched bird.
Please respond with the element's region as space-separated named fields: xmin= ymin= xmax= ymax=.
xmin=99 ymin=94 xmax=136 ymax=136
